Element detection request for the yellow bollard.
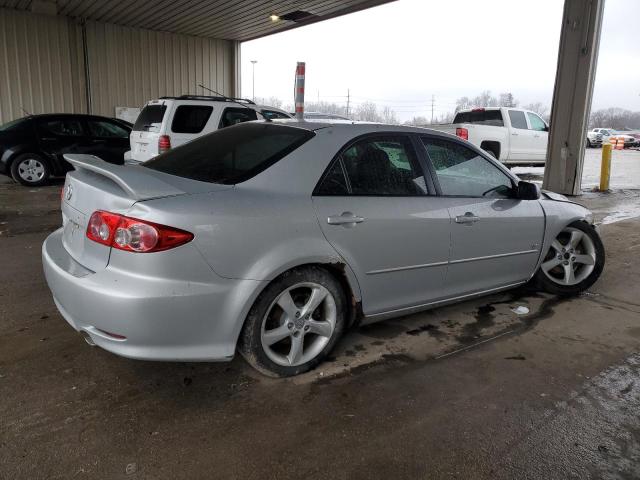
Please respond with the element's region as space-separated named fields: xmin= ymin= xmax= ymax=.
xmin=600 ymin=143 xmax=612 ymax=191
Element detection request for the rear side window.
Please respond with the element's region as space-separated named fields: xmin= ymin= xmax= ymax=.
xmin=133 ymin=104 xmax=167 ymax=131
xmin=508 ymin=110 xmax=528 ymax=129
xmin=171 ymin=105 xmax=213 ymax=133
xmin=219 ymin=108 xmax=258 ymax=128
xmin=453 ymin=110 xmax=504 ymax=126
xmin=144 ymin=123 xmax=314 ymax=184
xmin=315 ymin=135 xmax=427 ymax=196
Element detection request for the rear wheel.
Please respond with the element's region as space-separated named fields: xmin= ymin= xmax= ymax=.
xmin=534 ymin=221 xmax=604 ymax=295
xmin=239 ymin=266 xmax=346 ymax=377
xmin=11 ymin=153 xmax=51 ymax=186
xmin=586 ymin=139 xmax=592 ymax=148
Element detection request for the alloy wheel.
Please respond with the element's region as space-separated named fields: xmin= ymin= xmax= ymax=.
xmin=541 ymin=226 xmax=597 ymax=286
xmin=260 ymin=282 xmax=337 ymax=367
xmin=17 ymin=158 xmax=46 ymax=183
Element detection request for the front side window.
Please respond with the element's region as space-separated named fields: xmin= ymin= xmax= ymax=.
xmin=526 ymin=113 xmax=547 ymax=132
xmin=144 ymin=123 xmax=314 ymax=185
xmin=422 ymin=138 xmax=513 ymax=198
xmin=219 ymin=107 xmax=258 ymax=129
xmin=315 ymin=135 xmax=426 ymax=196
xmin=87 ymin=120 xmax=129 ymax=138
xmin=171 ymin=105 xmax=213 ymax=134
xmin=508 ymin=110 xmax=528 ymax=130
xmin=261 ymin=110 xmax=291 ymax=120
xmin=38 ymin=119 xmax=84 ymax=137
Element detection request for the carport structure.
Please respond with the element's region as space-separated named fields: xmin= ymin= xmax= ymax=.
xmin=0 ymin=0 xmax=603 ymax=195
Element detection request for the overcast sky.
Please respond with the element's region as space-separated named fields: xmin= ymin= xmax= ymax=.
xmin=241 ymin=0 xmax=640 ymax=121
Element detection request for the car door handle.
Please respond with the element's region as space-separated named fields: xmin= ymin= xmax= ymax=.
xmin=455 ymin=212 xmax=479 ymax=224
xmin=327 ymin=212 xmax=365 ymax=226
xmin=511 ymin=133 xmax=519 ymax=136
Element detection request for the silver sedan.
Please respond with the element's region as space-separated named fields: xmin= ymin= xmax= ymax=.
xmin=42 ymin=121 xmax=605 ymax=376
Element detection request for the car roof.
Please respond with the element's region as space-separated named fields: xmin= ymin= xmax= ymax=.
xmin=264 ymin=118 xmax=458 ymax=137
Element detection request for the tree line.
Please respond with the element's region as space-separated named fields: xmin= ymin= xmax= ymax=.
xmin=258 ymin=93 xmax=640 ymax=130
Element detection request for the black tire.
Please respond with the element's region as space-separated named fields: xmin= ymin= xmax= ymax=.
xmin=534 ymin=221 xmax=605 ymax=296
xmin=10 ymin=153 xmax=51 ymax=186
xmin=239 ymin=266 xmax=346 ymax=377
xmin=586 ymin=139 xmax=592 ymax=148
xmin=483 ymin=148 xmax=498 ymax=159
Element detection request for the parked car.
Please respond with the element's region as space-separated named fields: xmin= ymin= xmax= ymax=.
xmin=587 ymin=128 xmax=639 ymax=148
xmin=128 ymin=95 xmax=290 ymax=163
xmin=586 ymin=127 xmax=610 ymax=147
xmin=0 ymin=114 xmax=131 ymax=186
xmin=300 ymin=112 xmax=350 ymax=121
xmin=42 ymin=121 xmax=604 ymax=377
xmin=429 ymin=107 xmax=549 ymax=167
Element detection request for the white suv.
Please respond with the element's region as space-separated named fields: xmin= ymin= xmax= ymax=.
xmin=129 ymin=96 xmax=291 ymax=162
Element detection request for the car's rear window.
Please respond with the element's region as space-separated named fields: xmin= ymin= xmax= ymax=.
xmin=143 ymin=123 xmax=315 ymax=184
xmin=453 ymin=110 xmax=504 ymax=126
xmin=133 ymin=104 xmax=167 ymax=131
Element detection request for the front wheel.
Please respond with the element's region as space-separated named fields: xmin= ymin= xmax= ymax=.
xmin=534 ymin=221 xmax=605 ymax=295
xmin=11 ymin=153 xmax=51 ymax=186
xmin=239 ymin=266 xmax=346 ymax=377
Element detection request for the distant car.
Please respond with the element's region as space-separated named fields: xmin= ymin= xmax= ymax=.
xmin=586 ymin=128 xmax=609 ymax=147
xmin=128 ymin=95 xmax=290 ymax=163
xmin=0 ymin=114 xmax=131 ymax=186
xmin=587 ymin=128 xmax=638 ymax=148
xmin=43 ymin=121 xmax=604 ymax=377
xmin=300 ymin=112 xmax=350 ymax=121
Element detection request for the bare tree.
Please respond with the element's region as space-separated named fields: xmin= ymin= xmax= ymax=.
xmin=254 ymin=96 xmax=283 ymax=108
xmin=499 ymin=92 xmax=518 ymax=108
xmin=589 ymin=108 xmax=640 ymax=129
xmin=354 ymin=101 xmax=382 ymax=122
xmin=404 ymin=116 xmax=430 ymax=126
xmin=523 ymin=102 xmax=549 ymax=121
xmin=381 ymin=106 xmax=399 ymax=124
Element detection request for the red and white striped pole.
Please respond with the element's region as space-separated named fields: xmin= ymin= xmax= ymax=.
xmin=295 ymin=62 xmax=305 ymax=121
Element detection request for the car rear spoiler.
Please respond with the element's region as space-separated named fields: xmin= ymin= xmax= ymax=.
xmin=63 ymin=154 xmax=185 ymax=201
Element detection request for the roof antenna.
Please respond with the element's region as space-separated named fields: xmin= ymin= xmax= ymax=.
xmin=21 ymin=107 xmax=32 ymax=116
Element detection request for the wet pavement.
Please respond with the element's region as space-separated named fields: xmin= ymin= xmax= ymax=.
xmin=1 ymin=171 xmax=640 ymax=479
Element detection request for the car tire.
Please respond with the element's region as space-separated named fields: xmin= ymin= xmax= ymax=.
xmin=10 ymin=153 xmax=51 ymax=187
xmin=586 ymin=139 xmax=592 ymax=148
xmin=238 ymin=266 xmax=346 ymax=377
xmin=534 ymin=221 xmax=605 ymax=296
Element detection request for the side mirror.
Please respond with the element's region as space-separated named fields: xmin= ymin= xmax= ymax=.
xmin=516 ymin=181 xmax=540 ymax=200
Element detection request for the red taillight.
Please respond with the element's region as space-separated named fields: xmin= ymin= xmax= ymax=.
xmin=158 ymin=135 xmax=171 ymax=153
xmin=86 ymin=211 xmax=193 ymax=253
xmin=456 ymin=127 xmax=469 ymax=141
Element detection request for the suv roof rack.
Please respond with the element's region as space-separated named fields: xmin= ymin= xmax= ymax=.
xmin=158 ymin=95 xmax=256 ymax=105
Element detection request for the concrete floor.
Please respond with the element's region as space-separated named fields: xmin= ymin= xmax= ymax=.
xmin=1 ymin=172 xmax=640 ymax=479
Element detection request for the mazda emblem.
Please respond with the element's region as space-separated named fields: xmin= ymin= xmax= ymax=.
xmin=65 ymin=184 xmax=73 ymax=201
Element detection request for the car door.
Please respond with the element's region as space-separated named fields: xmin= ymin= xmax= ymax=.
xmin=421 ymin=136 xmax=544 ymax=296
xmin=506 ymin=110 xmax=533 ymax=161
xmin=36 ymin=116 xmax=89 ymax=169
xmin=312 ymin=134 xmax=451 ymax=316
xmin=84 ymin=118 xmax=131 ymax=164
xmin=526 ymin=112 xmax=549 ymax=162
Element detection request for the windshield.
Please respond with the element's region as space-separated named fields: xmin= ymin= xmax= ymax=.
xmin=144 ymin=123 xmax=315 ymax=184
xmin=0 ymin=117 xmax=29 ymax=132
xmin=133 ymin=104 xmax=167 ymax=131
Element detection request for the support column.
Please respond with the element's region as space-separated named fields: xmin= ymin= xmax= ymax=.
xmin=543 ymin=0 xmax=605 ymax=195
xmin=231 ymin=40 xmax=242 ymax=98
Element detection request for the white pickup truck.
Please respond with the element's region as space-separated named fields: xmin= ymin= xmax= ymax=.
xmin=429 ymin=107 xmax=549 ymax=166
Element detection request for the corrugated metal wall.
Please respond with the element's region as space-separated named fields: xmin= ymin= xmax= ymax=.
xmin=85 ymin=21 xmax=237 ymax=117
xmin=0 ymin=7 xmax=238 ymax=124
xmin=0 ymin=8 xmax=86 ymax=124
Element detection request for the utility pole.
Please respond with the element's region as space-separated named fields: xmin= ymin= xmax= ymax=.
xmin=250 ymin=60 xmax=257 ymax=101
xmin=431 ymin=94 xmax=435 ymax=124
xmin=346 ymin=89 xmax=350 ymax=117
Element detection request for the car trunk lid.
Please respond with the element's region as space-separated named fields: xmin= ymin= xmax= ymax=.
xmin=60 ymin=154 xmax=231 ymax=271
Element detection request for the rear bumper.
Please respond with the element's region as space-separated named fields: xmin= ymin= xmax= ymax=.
xmin=42 ymin=228 xmax=264 ymax=361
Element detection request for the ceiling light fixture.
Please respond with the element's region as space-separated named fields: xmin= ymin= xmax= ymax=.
xmin=269 ymin=14 xmax=280 ymax=22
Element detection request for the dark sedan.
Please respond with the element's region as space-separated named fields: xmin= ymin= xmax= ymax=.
xmin=0 ymin=114 xmax=131 ymax=186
